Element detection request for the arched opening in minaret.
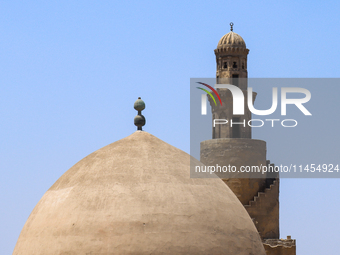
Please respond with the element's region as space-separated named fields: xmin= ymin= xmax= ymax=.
xmin=232 ymin=74 xmax=239 ymax=87
xmin=233 ymin=62 xmax=237 ymax=68
xmin=224 ymin=62 xmax=228 ymax=69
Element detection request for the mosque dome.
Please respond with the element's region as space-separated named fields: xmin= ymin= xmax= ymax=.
xmin=13 ymin=131 xmax=265 ymax=254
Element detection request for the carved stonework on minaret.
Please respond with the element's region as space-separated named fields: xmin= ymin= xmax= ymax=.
xmin=210 ymin=23 xmax=254 ymax=139
xmin=215 ymin=23 xmax=249 ymax=88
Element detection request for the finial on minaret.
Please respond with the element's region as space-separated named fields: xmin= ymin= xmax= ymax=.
xmin=134 ymin=97 xmax=146 ymax=131
xmin=230 ymin=22 xmax=234 ymax=32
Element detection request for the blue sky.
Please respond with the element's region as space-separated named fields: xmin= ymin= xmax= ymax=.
xmin=1 ymin=1 xmax=339 ymax=254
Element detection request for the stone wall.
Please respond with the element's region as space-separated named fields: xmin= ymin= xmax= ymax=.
xmin=244 ymin=178 xmax=279 ymax=239
xmin=263 ymin=238 xmax=296 ymax=255
xmin=200 ymin=138 xmax=267 ymax=205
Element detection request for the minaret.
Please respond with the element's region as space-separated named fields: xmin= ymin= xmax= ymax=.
xmin=201 ymin=23 xmax=278 ymax=240
xmin=200 ymin=24 xmax=296 ymax=254
xmin=211 ymin=22 xmax=254 ymax=139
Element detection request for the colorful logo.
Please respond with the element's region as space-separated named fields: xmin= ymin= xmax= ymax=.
xmin=196 ymin=82 xmax=222 ymax=106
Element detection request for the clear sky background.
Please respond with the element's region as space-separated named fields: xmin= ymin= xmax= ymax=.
xmin=1 ymin=1 xmax=339 ymax=254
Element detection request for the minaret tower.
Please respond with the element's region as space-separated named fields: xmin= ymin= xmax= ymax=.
xmin=211 ymin=22 xmax=254 ymax=139
xmin=200 ymin=24 xmax=296 ymax=254
xmin=201 ymin=22 xmax=270 ymax=219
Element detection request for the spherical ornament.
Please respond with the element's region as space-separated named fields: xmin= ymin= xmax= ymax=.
xmin=134 ymin=97 xmax=145 ymax=111
xmin=134 ymin=114 xmax=146 ymax=128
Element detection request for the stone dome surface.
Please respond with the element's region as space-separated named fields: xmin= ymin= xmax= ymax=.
xmin=217 ymin=31 xmax=246 ymax=49
xmin=13 ymin=131 xmax=265 ymax=255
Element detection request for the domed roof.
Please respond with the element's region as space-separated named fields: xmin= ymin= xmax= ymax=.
xmin=13 ymin=131 xmax=265 ymax=255
xmin=217 ymin=31 xmax=246 ymax=49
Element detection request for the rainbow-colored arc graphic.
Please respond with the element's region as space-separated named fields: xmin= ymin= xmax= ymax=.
xmin=196 ymin=82 xmax=222 ymax=106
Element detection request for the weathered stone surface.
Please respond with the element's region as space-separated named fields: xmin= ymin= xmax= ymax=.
xmin=245 ymin=179 xmax=280 ymax=239
xmin=200 ymin=138 xmax=267 ymax=205
xmin=14 ymin=131 xmax=266 ymax=255
xmin=263 ymin=238 xmax=296 ymax=255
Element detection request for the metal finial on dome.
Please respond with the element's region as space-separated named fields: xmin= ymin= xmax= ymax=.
xmin=230 ymin=22 xmax=234 ymax=31
xmin=134 ymin=97 xmax=146 ymax=131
